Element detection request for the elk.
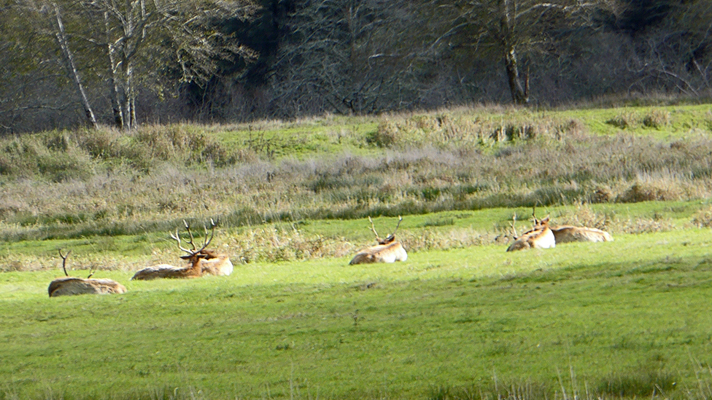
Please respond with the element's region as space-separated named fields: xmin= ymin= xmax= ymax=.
xmin=506 ymin=211 xmax=556 ymax=252
xmin=48 ymin=250 xmax=127 ymax=297
xmin=131 ymin=219 xmax=233 ymax=280
xmin=349 ymin=216 xmax=408 ymax=264
xmin=550 ymin=225 xmax=613 ymax=244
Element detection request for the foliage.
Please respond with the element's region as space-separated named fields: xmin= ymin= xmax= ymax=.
xmin=3 ymin=0 xmax=712 ymax=130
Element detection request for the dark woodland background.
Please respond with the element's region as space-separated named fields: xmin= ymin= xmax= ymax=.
xmin=1 ymin=0 xmax=710 ymax=134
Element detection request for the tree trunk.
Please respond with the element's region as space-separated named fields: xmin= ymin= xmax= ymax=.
xmin=504 ymin=44 xmax=529 ymax=104
xmin=53 ymin=3 xmax=98 ymax=128
xmin=500 ymin=0 xmax=528 ymax=105
xmin=104 ymin=11 xmax=124 ymax=129
xmin=123 ymin=62 xmax=136 ymax=129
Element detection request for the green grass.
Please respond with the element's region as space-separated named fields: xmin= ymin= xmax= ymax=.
xmin=2 ymin=227 xmax=712 ymax=399
xmin=3 ymin=102 xmax=712 ymax=399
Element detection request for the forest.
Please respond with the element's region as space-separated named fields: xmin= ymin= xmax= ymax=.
xmin=1 ymin=0 xmax=711 ymax=134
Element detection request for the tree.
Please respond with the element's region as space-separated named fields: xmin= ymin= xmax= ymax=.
xmin=83 ymin=0 xmax=258 ymax=129
xmin=52 ymin=3 xmax=98 ymax=128
xmin=7 ymin=0 xmax=257 ymax=130
xmin=625 ymin=0 xmax=712 ymax=95
xmin=271 ymin=0 xmax=419 ymax=116
xmin=429 ymin=0 xmax=624 ymax=104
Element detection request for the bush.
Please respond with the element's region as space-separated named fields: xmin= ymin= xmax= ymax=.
xmin=606 ymin=112 xmax=638 ymax=129
xmin=642 ymin=109 xmax=670 ymax=128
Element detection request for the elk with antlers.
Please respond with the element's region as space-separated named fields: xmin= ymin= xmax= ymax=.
xmin=131 ymin=219 xmax=233 ymax=280
xmin=48 ymin=250 xmax=127 ymax=297
xmin=349 ymin=216 xmax=408 ymax=264
xmin=506 ymin=210 xmax=556 ymax=252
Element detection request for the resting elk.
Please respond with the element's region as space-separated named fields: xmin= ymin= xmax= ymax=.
xmin=506 ymin=213 xmax=556 ymax=252
xmin=48 ymin=250 xmax=127 ymax=297
xmin=349 ymin=216 xmax=408 ymax=264
xmin=131 ymin=219 xmax=233 ymax=280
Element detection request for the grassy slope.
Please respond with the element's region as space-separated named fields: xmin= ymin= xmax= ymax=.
xmin=2 ymin=103 xmax=712 ymax=399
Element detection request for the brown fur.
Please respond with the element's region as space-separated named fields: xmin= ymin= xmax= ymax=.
xmin=199 ymin=252 xmax=234 ymax=276
xmin=132 ymin=249 xmax=233 ymax=280
xmin=349 ymin=240 xmax=408 ymax=264
xmin=48 ymin=277 xmax=127 ymax=297
xmin=506 ymin=217 xmax=556 ymax=252
xmin=551 ymin=226 xmax=613 ymax=244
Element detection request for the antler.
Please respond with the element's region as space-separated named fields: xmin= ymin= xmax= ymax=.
xmin=59 ymin=249 xmax=71 ymax=276
xmin=368 ymin=216 xmax=380 ymax=240
xmin=170 ymin=219 xmax=217 ymax=256
xmin=509 ymin=214 xmax=519 ymax=239
xmin=197 ymin=218 xmax=217 ymax=253
xmin=386 ymin=216 xmax=403 ymax=241
xmin=170 ymin=220 xmax=195 ymax=255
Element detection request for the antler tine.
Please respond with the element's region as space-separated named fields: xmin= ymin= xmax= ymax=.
xmin=170 ymin=228 xmax=194 ymax=255
xmin=510 ymin=214 xmax=519 ymax=239
xmin=86 ymin=266 xmax=96 ymax=279
xmin=390 ymin=216 xmax=403 ymax=237
xmin=197 ymin=219 xmax=217 ymax=253
xmin=368 ymin=216 xmax=380 ymax=240
xmin=183 ymin=220 xmax=197 ymax=251
xmin=58 ymin=249 xmax=71 ymax=276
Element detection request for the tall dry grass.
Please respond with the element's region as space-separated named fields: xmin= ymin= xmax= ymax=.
xmin=1 ymin=114 xmax=711 ymax=244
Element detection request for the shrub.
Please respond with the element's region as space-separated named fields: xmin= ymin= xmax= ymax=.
xmin=606 ymin=112 xmax=638 ymax=129
xmin=642 ymin=109 xmax=670 ymax=128
xmin=370 ymin=120 xmax=400 ymax=147
xmin=616 ymin=181 xmax=684 ymax=203
xmin=692 ymin=206 xmax=712 ymax=228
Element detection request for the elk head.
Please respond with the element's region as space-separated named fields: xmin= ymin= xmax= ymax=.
xmin=506 ymin=207 xmax=556 ymax=252
xmin=171 ymin=219 xmax=217 ymax=263
xmin=369 ymin=215 xmax=402 ymax=245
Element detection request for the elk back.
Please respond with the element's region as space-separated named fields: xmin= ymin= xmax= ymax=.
xmin=551 ymin=226 xmax=613 ymax=244
xmin=349 ymin=242 xmax=408 ymax=264
xmin=48 ymin=277 xmax=127 ymax=297
xmin=131 ymin=264 xmax=202 ymax=280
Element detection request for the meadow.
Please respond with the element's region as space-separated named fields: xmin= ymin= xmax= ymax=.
xmin=1 ymin=102 xmax=712 ymax=399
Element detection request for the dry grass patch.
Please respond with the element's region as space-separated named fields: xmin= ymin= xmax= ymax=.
xmin=692 ymin=206 xmax=712 ymax=228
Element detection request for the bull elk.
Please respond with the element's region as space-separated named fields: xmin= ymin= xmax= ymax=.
xmin=48 ymin=250 xmax=127 ymax=297
xmin=506 ymin=212 xmax=556 ymax=252
xmin=131 ymin=219 xmax=233 ymax=280
xmin=550 ymin=225 xmax=613 ymax=243
xmin=349 ymin=216 xmax=408 ymax=264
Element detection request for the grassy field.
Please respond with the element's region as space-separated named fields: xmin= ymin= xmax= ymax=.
xmin=1 ymin=102 xmax=712 ymax=399
xmin=2 ymin=225 xmax=712 ymax=399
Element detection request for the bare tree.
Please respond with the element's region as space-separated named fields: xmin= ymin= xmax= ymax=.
xmin=625 ymin=0 xmax=712 ymax=96
xmin=79 ymin=0 xmax=258 ymax=129
xmin=428 ymin=0 xmax=624 ymax=104
xmin=52 ymin=3 xmax=98 ymax=128
xmin=6 ymin=0 xmax=257 ymax=131
xmin=271 ymin=0 xmax=418 ymax=116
